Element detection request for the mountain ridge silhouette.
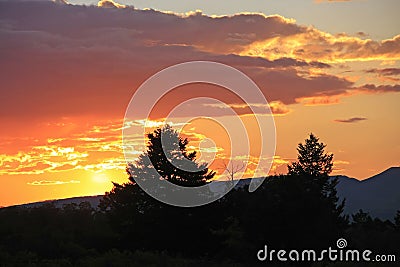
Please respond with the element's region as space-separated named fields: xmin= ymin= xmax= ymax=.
xmin=336 ymin=166 xmax=400 ymax=220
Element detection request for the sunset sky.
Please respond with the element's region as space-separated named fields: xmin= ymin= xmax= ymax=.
xmin=0 ymin=0 xmax=399 ymax=207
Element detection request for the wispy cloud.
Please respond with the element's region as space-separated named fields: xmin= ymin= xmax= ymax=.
xmin=27 ymin=180 xmax=80 ymax=186
xmin=202 ymin=101 xmax=291 ymax=116
xmin=358 ymin=84 xmax=400 ymax=93
xmin=334 ymin=117 xmax=367 ymax=123
xmin=297 ymin=96 xmax=342 ymax=106
xmin=0 ymin=119 xmax=126 ymax=175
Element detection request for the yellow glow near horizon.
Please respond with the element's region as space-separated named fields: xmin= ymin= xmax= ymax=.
xmin=92 ymin=173 xmax=110 ymax=184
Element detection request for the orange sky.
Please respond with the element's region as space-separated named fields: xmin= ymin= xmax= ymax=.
xmin=0 ymin=0 xmax=399 ymax=207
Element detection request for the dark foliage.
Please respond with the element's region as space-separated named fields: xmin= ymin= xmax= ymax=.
xmin=0 ymin=132 xmax=398 ymax=266
xmin=126 ymin=125 xmax=215 ymax=187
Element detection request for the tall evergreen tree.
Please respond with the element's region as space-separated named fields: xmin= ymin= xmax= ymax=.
xmin=287 ymin=134 xmax=340 ymax=200
xmin=100 ymin=125 xmax=216 ymax=212
xmin=127 ymin=124 xmax=215 ymax=187
xmin=286 ymin=134 xmax=348 ymax=238
xmin=288 ymin=133 xmax=333 ymax=177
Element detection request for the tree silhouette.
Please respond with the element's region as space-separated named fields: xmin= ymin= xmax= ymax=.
xmin=220 ymin=160 xmax=245 ymax=185
xmin=286 ymin=134 xmax=348 ymax=244
xmin=395 ymin=210 xmax=400 ymax=229
xmin=352 ymin=209 xmax=372 ymax=225
xmin=287 ymin=134 xmax=342 ymax=204
xmin=288 ymin=133 xmax=333 ymax=177
xmin=127 ymin=124 xmax=215 ymax=187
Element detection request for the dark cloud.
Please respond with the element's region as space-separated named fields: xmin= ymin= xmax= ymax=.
xmin=356 ymin=31 xmax=368 ymax=38
xmin=366 ymin=68 xmax=400 ymax=76
xmin=209 ymin=54 xmax=331 ymax=69
xmin=334 ymin=117 xmax=367 ymax=123
xmin=359 ymin=84 xmax=400 ymax=93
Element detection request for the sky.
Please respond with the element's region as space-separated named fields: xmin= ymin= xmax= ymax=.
xmin=0 ymin=0 xmax=399 ymax=206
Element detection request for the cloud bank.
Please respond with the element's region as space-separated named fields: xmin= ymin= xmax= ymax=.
xmin=1 ymin=0 xmax=398 ymax=123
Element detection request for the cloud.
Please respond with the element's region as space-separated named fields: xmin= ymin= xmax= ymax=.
xmin=27 ymin=180 xmax=80 ymax=186
xmin=52 ymin=0 xmax=68 ymax=4
xmin=359 ymin=84 xmax=400 ymax=93
xmin=356 ymin=31 xmax=368 ymax=38
xmin=334 ymin=117 xmax=367 ymax=123
xmin=0 ymin=144 xmax=90 ymax=175
xmin=4 ymin=0 xmax=397 ymax=183
xmin=242 ymin=30 xmax=400 ymax=63
xmin=0 ymin=118 xmax=127 ymax=175
xmin=334 ymin=160 xmax=350 ymax=165
xmin=366 ymin=68 xmax=400 ymax=76
xmin=202 ymin=100 xmax=291 ymax=116
xmin=0 ymin=0 xmax=397 ymax=123
xmin=97 ymin=0 xmax=125 ymax=9
xmin=297 ymin=96 xmax=342 ymax=106
xmin=268 ymin=155 xmax=291 ymax=174
xmin=268 ymin=101 xmax=291 ymax=115
xmin=209 ymin=54 xmax=331 ymax=69
xmin=332 ymin=160 xmax=350 ymax=173
xmin=364 ymin=68 xmax=400 ymax=82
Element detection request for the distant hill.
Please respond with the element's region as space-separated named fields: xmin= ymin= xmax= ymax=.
xmin=13 ymin=195 xmax=103 ymax=209
xmin=336 ymin=167 xmax=400 ymax=220
xmin=221 ymin=168 xmax=400 ymax=220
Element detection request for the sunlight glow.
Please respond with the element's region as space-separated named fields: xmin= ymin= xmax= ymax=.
xmin=92 ymin=173 xmax=110 ymax=184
